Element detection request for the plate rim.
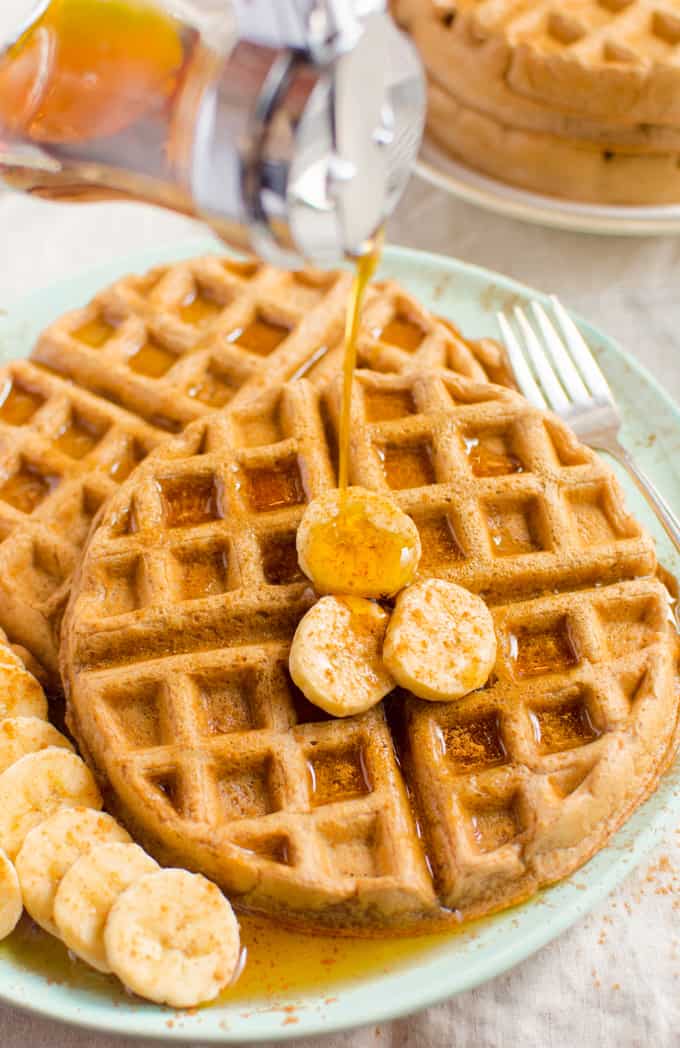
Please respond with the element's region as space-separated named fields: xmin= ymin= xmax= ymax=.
xmin=416 ymin=140 xmax=680 ymax=237
xmin=0 ymin=238 xmax=677 ymax=1042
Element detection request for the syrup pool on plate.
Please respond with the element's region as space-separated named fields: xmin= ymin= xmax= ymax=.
xmin=0 ymin=912 xmax=459 ymax=1004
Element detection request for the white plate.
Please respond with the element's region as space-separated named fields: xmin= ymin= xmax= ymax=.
xmin=417 ymin=138 xmax=680 ymax=236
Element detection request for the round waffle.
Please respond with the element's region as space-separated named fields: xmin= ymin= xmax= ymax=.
xmin=396 ymin=0 xmax=680 ymax=203
xmin=61 ymin=369 xmax=680 ymax=932
xmin=396 ymin=0 xmax=680 ymax=127
xmin=0 ymin=256 xmax=503 ymax=681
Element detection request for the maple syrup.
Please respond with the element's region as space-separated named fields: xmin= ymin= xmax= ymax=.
xmin=0 ymin=379 xmax=44 ymax=425
xmin=338 ymin=234 xmax=383 ymax=490
xmin=0 ymin=911 xmax=462 ymax=1007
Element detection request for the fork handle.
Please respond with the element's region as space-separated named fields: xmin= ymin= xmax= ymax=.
xmin=597 ymin=437 xmax=680 ymax=554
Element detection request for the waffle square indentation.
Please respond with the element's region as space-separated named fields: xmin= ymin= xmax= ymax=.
xmin=468 ymin=798 xmax=521 ymax=853
xmin=187 ymin=364 xmax=240 ymax=409
xmin=308 ymin=747 xmax=371 ymax=807
xmin=260 ymin=532 xmax=304 ymax=585
xmin=599 ymin=596 xmax=658 ymax=657
xmin=364 ymin=389 xmax=416 ymax=422
xmin=159 ymin=474 xmax=221 ymax=528
xmin=440 ymin=712 xmax=508 ymax=773
xmin=108 ymin=439 xmax=147 ymax=484
xmin=102 ymin=681 xmax=163 ymax=749
xmin=529 ymin=694 xmax=600 ymax=754
xmin=128 ymin=338 xmax=179 ymax=378
xmin=509 ymin=616 xmax=579 ymax=678
xmin=379 ymin=441 xmax=436 ymax=489
xmin=218 ymin=758 xmax=276 ymax=821
xmin=232 ymin=314 xmax=290 ymax=357
xmin=73 ymin=316 xmax=117 ymax=348
xmin=0 ymin=379 xmax=44 ymax=426
xmin=177 ymin=287 xmax=224 ymax=327
xmin=462 ymin=428 xmax=525 ymax=477
xmin=412 ymin=512 xmax=464 ymax=569
xmin=485 ymin=496 xmax=546 ymax=556
xmin=98 ymin=556 xmax=145 ymax=615
xmin=0 ymin=461 xmax=60 ymax=514
xmin=243 ymin=457 xmax=306 ymax=512
xmin=195 ymin=668 xmax=258 ymax=736
xmin=324 ymin=818 xmax=381 ymax=877
xmin=173 ymin=544 xmax=232 ymax=600
xmin=566 ymin=484 xmax=633 ymax=546
xmin=377 ymin=313 xmax=426 ymax=353
xmin=53 ymin=413 xmax=106 ymax=460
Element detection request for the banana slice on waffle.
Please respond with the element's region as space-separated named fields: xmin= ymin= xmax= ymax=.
xmin=297 ymin=488 xmax=421 ymax=598
xmin=384 ymin=579 xmax=497 ymax=701
xmin=0 ymin=717 xmax=73 ymax=775
xmin=0 ymin=848 xmax=22 ymax=941
xmin=54 ymin=842 xmax=159 ymax=972
xmin=0 ymin=748 xmax=102 ymax=860
xmin=16 ymin=808 xmax=130 ymax=935
xmin=104 ymin=869 xmax=240 ymax=1008
xmin=290 ymin=595 xmax=395 ymax=716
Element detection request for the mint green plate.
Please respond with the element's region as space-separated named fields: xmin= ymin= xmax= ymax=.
xmin=0 ymin=240 xmax=678 ymax=1042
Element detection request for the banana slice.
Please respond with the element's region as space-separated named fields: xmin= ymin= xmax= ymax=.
xmin=297 ymin=488 xmax=421 ymax=598
xmin=384 ymin=579 xmax=497 ymax=702
xmin=0 ymin=717 xmax=73 ymax=776
xmin=289 ymin=595 xmax=395 ymax=717
xmin=54 ymin=841 xmax=158 ymax=972
xmin=0 ymin=644 xmax=47 ymax=721
xmin=104 ymin=868 xmax=240 ymax=1007
xmin=0 ymin=748 xmax=102 ymax=860
xmin=0 ymin=847 xmax=22 ymax=941
xmin=16 ymin=807 xmax=130 ymax=936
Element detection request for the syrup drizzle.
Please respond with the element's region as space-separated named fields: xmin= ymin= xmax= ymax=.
xmin=338 ymin=231 xmax=384 ymax=490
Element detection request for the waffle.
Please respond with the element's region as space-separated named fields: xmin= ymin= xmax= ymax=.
xmin=5 ymin=256 xmax=506 ymax=680
xmin=396 ymin=0 xmax=680 ymax=127
xmin=395 ymin=0 xmax=680 ymax=203
xmin=61 ymin=369 xmax=680 ymax=932
xmin=426 ymin=79 xmax=680 ymax=204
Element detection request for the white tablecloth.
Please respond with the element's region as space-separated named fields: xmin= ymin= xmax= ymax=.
xmin=0 ymin=181 xmax=678 ymax=1048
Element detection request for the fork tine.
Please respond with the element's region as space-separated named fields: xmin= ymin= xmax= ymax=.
xmin=530 ymin=301 xmax=590 ymax=402
xmin=549 ymin=296 xmax=613 ymax=402
xmin=513 ymin=306 xmax=570 ymax=413
xmin=496 ymin=312 xmax=547 ymax=409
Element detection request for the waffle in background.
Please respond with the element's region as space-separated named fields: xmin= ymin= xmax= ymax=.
xmin=61 ymin=369 xmax=679 ymax=932
xmin=0 ymin=255 xmax=509 ymax=681
xmin=395 ymin=0 xmax=680 ymax=204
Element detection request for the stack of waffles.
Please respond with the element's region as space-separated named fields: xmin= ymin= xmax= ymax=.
xmin=0 ymin=255 xmax=504 ymax=682
xmin=394 ymin=0 xmax=680 ymax=204
xmin=60 ymin=368 xmax=680 ymax=932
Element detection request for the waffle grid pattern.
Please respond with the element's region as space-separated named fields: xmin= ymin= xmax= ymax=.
xmin=63 ymin=370 xmax=679 ymax=929
xmin=3 ymin=256 xmax=508 ymax=678
xmin=396 ymin=0 xmax=680 ymax=203
xmin=0 ymin=360 xmax=163 ymax=672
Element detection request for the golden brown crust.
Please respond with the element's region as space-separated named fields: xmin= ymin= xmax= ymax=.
xmin=62 ymin=368 xmax=680 ymax=932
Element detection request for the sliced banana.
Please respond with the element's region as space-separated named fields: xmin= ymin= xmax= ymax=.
xmin=297 ymin=487 xmax=421 ymax=598
xmin=16 ymin=807 xmax=130 ymax=936
xmin=384 ymin=579 xmax=497 ymax=702
xmin=0 ymin=644 xmax=47 ymax=721
xmin=104 ymin=868 xmax=240 ymax=1008
xmin=289 ymin=595 xmax=395 ymax=717
xmin=0 ymin=748 xmax=102 ymax=860
xmin=54 ymin=841 xmax=158 ymax=972
xmin=0 ymin=717 xmax=73 ymax=776
xmin=0 ymin=847 xmax=22 ymax=941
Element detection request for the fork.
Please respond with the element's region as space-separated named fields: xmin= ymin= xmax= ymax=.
xmin=496 ymin=296 xmax=680 ymax=556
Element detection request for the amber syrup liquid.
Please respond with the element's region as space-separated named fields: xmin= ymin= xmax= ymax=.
xmin=338 ymin=231 xmax=384 ymax=490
